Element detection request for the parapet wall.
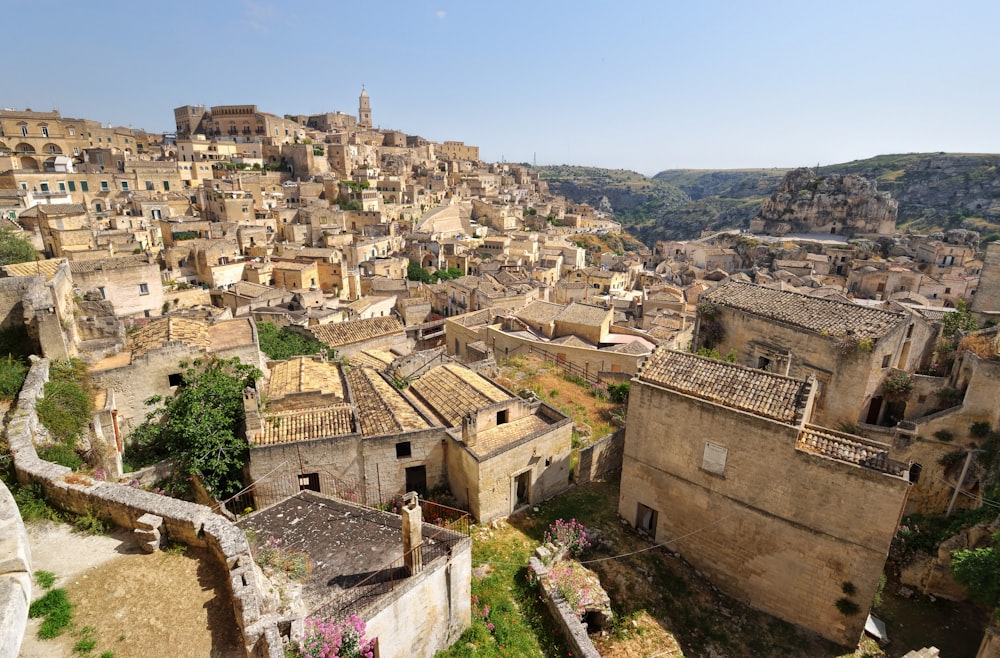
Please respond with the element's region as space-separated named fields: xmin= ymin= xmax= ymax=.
xmin=7 ymin=357 xmax=283 ymax=658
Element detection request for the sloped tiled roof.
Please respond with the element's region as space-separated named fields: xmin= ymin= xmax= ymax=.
xmin=255 ymin=405 xmax=355 ymax=445
xmin=347 ymin=349 xmax=394 ymax=371
xmin=638 ymin=349 xmax=808 ymax=424
xmin=309 ymin=316 xmax=403 ymax=349
xmin=345 ymin=368 xmax=433 ymax=436
xmin=128 ymin=317 xmax=210 ymax=356
xmin=514 ymin=300 xmax=563 ymax=326
xmin=470 ymin=414 xmax=551 ymax=459
xmin=701 ymin=280 xmax=903 ymax=341
xmin=3 ymin=258 xmax=62 ymax=280
xmin=408 ymin=363 xmax=512 ymax=427
xmin=267 ymin=356 xmax=344 ymax=400
xmin=554 ymin=302 xmax=610 ymax=327
xmin=68 ymin=254 xmax=153 ymax=274
xmin=797 ymin=425 xmax=908 ymax=476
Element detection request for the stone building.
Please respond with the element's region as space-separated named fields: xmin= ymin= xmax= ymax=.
xmin=89 ymin=316 xmax=265 ymax=433
xmin=618 ymin=349 xmax=913 ymax=646
xmin=694 ymin=280 xmax=937 ymax=428
xmin=68 ymin=254 xmax=163 ymax=319
xmin=407 ymin=363 xmax=572 ymax=522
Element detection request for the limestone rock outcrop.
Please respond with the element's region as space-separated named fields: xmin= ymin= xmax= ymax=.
xmin=750 ymin=168 xmax=897 ymax=237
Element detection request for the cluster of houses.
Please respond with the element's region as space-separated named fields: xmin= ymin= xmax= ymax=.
xmin=3 ymin=93 xmax=1000 ymax=656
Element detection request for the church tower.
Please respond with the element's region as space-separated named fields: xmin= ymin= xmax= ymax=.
xmin=358 ymin=85 xmax=372 ymax=129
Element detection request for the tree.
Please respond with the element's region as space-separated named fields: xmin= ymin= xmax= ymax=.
xmin=128 ymin=357 xmax=261 ymax=499
xmin=952 ymin=532 xmax=1000 ymax=609
xmin=257 ymin=322 xmax=326 ymax=360
xmin=0 ymin=225 xmax=37 ymax=266
xmin=407 ymin=262 xmax=434 ymax=283
xmin=942 ymin=299 xmax=978 ymax=337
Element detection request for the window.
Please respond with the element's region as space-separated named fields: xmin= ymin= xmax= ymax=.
xmin=58 ymin=182 xmax=65 ymax=192
xmin=701 ymin=442 xmax=728 ymax=476
xmin=19 ymin=124 xmax=28 ymax=137
xmin=298 ymin=473 xmax=320 ymax=492
xmin=41 ymin=126 xmax=49 ymax=138
xmin=68 ymin=128 xmax=75 ymax=136
xmin=121 ymin=181 xmax=129 ymax=191
xmin=497 ymin=409 xmax=509 ymax=425
xmin=395 ymin=442 xmax=412 ymax=458
xmin=145 ymin=181 xmax=153 ymax=191
xmin=68 ymin=181 xmax=76 ymax=192
xmin=138 ymin=283 xmax=149 ymax=295
xmin=80 ymin=181 xmax=88 ymax=192
xmin=39 ymin=182 xmax=49 ymax=192
xmin=881 ymin=355 xmax=891 ymax=368
xmin=168 ymin=373 xmax=184 ymax=387
xmin=757 ymin=356 xmax=772 ymax=371
xmin=162 ymin=181 xmax=169 ymax=191
xmin=100 ymin=181 xmax=109 ymax=191
xmin=97 ymin=287 xmax=106 ymax=299
xmin=636 ymin=503 xmax=658 ymax=537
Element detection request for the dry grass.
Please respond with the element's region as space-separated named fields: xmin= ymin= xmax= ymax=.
xmin=495 ymin=354 xmax=620 ymax=444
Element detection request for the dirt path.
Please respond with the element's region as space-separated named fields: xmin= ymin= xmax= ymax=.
xmin=19 ymin=521 xmax=243 ymax=658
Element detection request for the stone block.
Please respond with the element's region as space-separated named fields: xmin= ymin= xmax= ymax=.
xmin=0 ymin=573 xmax=31 ymax=658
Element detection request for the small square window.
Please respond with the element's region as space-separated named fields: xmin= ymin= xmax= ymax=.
xmin=139 ymin=282 xmax=149 ymax=295
xmin=881 ymin=355 xmax=891 ymax=368
xmin=168 ymin=372 xmax=183 ymax=387
xmin=395 ymin=442 xmax=412 ymax=458
xmin=100 ymin=181 xmax=109 ymax=191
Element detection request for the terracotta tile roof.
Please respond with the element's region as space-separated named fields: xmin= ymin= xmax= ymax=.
xmin=554 ymin=302 xmax=610 ymax=327
xmin=309 ymin=316 xmax=403 ymax=349
xmin=128 ymin=317 xmax=210 ymax=356
xmin=347 ymin=349 xmax=394 ymax=371
xmin=255 ymin=404 xmax=355 ymax=445
xmin=701 ymin=280 xmax=903 ymax=341
xmin=208 ymin=318 xmax=256 ymax=352
xmin=267 ymin=356 xmax=345 ymax=399
xmin=638 ymin=349 xmax=808 ymax=423
xmin=345 ymin=368 xmax=433 ymax=436
xmin=471 ymin=414 xmax=551 ymax=459
xmin=514 ymin=300 xmax=563 ymax=326
xmin=231 ymin=281 xmax=286 ymax=299
xmin=68 ymin=254 xmax=154 ymax=273
xmin=408 ymin=363 xmax=512 ymax=427
xmin=3 ymin=258 xmax=63 ymax=281
xmin=797 ymin=424 xmax=908 ymax=476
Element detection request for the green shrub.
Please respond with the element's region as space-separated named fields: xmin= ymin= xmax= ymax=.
xmin=37 ymin=442 xmax=83 ymax=469
xmin=36 ymin=359 xmax=93 ymax=446
xmin=72 ymin=508 xmax=109 ymax=535
xmin=933 ymin=429 xmax=955 ymax=442
xmin=971 ymin=422 xmax=993 ymax=438
xmin=0 ymin=355 xmax=27 ymax=399
xmin=12 ymin=483 xmax=62 ymax=522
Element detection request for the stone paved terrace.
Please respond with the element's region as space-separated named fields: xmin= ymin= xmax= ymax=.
xmin=797 ymin=424 xmax=911 ymax=478
xmin=638 ymin=349 xmax=809 ymax=424
xmin=701 ymin=280 xmax=904 ymax=341
xmin=236 ymin=491 xmax=465 ymax=620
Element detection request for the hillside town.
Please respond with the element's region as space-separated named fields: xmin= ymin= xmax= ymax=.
xmin=2 ymin=91 xmax=1000 ymax=658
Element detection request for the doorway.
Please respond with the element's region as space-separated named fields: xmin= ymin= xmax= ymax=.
xmin=865 ymin=396 xmax=884 ymax=425
xmin=513 ymin=471 xmax=531 ymax=511
xmin=405 ymin=465 xmax=427 ymax=495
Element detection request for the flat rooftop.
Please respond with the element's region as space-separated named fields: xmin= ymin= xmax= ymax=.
xmin=237 ymin=491 xmax=467 ymax=619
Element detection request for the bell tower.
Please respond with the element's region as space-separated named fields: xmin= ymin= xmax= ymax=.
xmin=358 ymin=85 xmax=372 ymax=129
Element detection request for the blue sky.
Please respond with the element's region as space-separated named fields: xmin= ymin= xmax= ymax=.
xmin=5 ymin=0 xmax=998 ymax=175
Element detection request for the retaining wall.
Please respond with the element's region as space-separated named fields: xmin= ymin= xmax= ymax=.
xmin=576 ymin=429 xmax=624 ymax=484
xmin=528 ymin=556 xmax=600 ymax=658
xmin=6 ymin=357 xmax=283 ymax=658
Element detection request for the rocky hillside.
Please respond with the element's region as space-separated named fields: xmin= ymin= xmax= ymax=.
xmin=539 ymin=153 xmax=1000 ymax=246
xmin=750 ymin=168 xmax=898 ymax=236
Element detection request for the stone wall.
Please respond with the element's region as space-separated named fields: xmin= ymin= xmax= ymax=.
xmin=575 ymin=429 xmax=624 ymax=484
xmin=618 ymin=378 xmax=912 ymax=647
xmin=0 ymin=480 xmax=31 ymax=658
xmin=527 ymin=556 xmax=600 ymax=658
xmin=8 ymin=357 xmax=283 ymax=658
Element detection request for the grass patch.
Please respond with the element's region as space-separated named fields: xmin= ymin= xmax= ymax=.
xmin=34 ymin=570 xmax=56 ymax=589
xmin=72 ymin=507 xmax=109 ymax=535
xmin=29 ymin=588 xmax=73 ymax=639
xmin=11 ymin=482 xmax=63 ymax=522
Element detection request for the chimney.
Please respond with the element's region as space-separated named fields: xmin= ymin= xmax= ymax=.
xmin=401 ymin=491 xmax=423 ymax=575
xmin=461 ymin=412 xmax=478 ymax=446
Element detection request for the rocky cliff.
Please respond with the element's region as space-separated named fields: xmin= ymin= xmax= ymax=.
xmin=749 ymin=168 xmax=898 ymax=236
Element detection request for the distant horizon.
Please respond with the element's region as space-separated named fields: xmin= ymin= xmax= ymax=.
xmin=6 ymin=1 xmax=999 ymax=176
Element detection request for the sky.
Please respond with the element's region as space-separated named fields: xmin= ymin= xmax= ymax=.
xmin=5 ymin=0 xmax=999 ymax=176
